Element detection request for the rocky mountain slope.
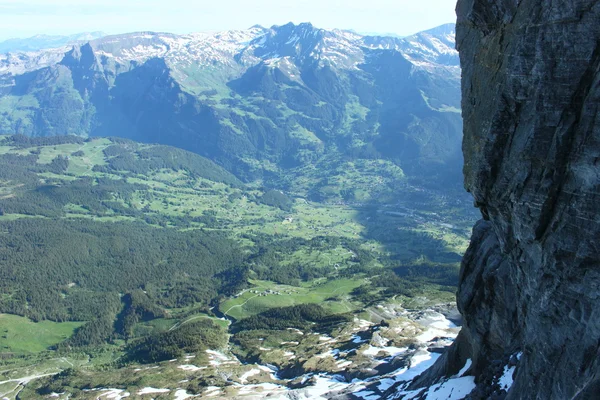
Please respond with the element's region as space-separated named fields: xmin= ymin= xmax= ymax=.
xmin=0 ymin=23 xmax=462 ymax=186
xmin=410 ymin=0 xmax=600 ymax=399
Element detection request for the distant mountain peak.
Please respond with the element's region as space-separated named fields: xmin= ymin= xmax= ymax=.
xmin=0 ymin=31 xmax=107 ymax=53
xmin=0 ymin=23 xmax=459 ymax=78
xmin=419 ymin=23 xmax=456 ymax=36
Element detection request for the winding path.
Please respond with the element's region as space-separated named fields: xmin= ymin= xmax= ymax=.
xmin=223 ymin=294 xmax=261 ymax=317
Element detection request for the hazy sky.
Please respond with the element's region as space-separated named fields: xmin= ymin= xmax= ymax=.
xmin=0 ymin=0 xmax=457 ymax=40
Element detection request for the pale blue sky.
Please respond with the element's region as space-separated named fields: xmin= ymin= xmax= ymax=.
xmin=0 ymin=0 xmax=457 ymax=40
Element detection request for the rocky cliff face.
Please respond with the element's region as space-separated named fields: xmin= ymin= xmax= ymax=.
xmin=414 ymin=0 xmax=600 ymax=398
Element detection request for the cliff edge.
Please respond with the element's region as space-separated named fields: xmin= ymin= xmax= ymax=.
xmin=412 ymin=0 xmax=600 ymax=398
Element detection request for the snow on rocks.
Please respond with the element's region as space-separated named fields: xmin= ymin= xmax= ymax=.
xmin=362 ymin=345 xmax=408 ymax=358
xmin=203 ymin=386 xmax=222 ymax=397
xmin=240 ymin=368 xmax=262 ymax=384
xmin=498 ymin=364 xmax=516 ymax=391
xmin=206 ymin=349 xmax=239 ymax=366
xmin=315 ymin=348 xmax=340 ymax=359
xmin=289 ymin=375 xmax=364 ymax=400
xmin=497 ymin=353 xmax=521 ymax=392
xmin=378 ymin=378 xmax=396 ymax=392
xmin=458 ymin=359 xmax=472 ymax=377
xmin=400 ymin=376 xmax=476 ymax=400
xmin=416 ymin=310 xmax=458 ymax=330
xmin=74 ymin=305 xmax=466 ymax=400
xmin=351 ymin=334 xmax=368 ymax=344
xmin=93 ymin=388 xmax=131 ymax=399
xmin=177 ymin=364 xmax=206 ymax=371
xmin=236 ymin=382 xmax=285 ymax=396
xmin=354 ymin=390 xmax=382 ymax=400
xmin=173 ymin=389 xmax=194 ymax=400
xmin=256 ymin=364 xmax=278 ymax=380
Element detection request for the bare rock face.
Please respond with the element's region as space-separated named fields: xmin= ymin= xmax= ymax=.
xmin=416 ymin=0 xmax=600 ymax=398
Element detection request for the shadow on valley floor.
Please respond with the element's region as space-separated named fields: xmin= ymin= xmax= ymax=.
xmin=344 ymin=186 xmax=478 ymax=295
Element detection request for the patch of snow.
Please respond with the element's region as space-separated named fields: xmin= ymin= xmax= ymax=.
xmin=362 ymin=345 xmax=408 ymax=357
xmin=237 ymin=382 xmax=285 ymax=395
xmin=316 ymin=348 xmax=340 ymax=359
xmin=240 ymin=368 xmax=261 ymax=383
xmin=458 ymin=359 xmax=472 ymax=377
xmin=295 ymin=375 xmax=363 ymax=399
xmin=258 ymin=365 xmax=276 ymax=373
xmin=178 ymin=364 xmax=206 ymax=371
xmin=204 ymin=386 xmax=222 ymax=397
xmin=416 ymin=326 xmax=456 ymax=343
xmin=378 ymin=378 xmax=396 ymax=392
xmin=356 ymin=319 xmax=374 ymax=328
xmin=354 ymin=390 xmax=380 ymax=400
xmin=96 ymin=389 xmax=130 ymax=399
xmin=286 ymin=34 xmax=300 ymax=45
xmin=137 ymin=387 xmax=170 ymax=395
xmin=351 ymin=334 xmax=367 ymax=344
xmin=402 ymin=376 xmax=476 ymax=400
xmin=430 ymin=318 xmax=457 ymax=330
xmin=427 ymin=37 xmax=457 ymax=55
xmin=499 ymin=364 xmax=516 ymax=391
xmin=173 ymin=389 xmax=193 ymax=400
xmin=206 ymin=349 xmax=235 ymax=366
xmin=393 ymin=352 xmax=441 ymax=384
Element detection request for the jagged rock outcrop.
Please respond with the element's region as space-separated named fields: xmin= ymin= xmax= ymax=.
xmin=413 ymin=0 xmax=600 ymax=399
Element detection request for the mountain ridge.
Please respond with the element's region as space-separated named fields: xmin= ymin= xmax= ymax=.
xmin=0 ymin=31 xmax=107 ymax=53
xmin=0 ymin=22 xmax=462 ymax=193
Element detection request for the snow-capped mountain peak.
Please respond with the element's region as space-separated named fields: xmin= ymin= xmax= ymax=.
xmin=0 ymin=23 xmax=459 ymax=80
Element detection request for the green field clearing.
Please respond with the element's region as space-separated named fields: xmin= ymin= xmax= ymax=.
xmin=220 ymin=278 xmax=365 ymax=320
xmin=0 ymin=314 xmax=83 ymax=354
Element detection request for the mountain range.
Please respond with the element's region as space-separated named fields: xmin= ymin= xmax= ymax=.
xmin=0 ymin=32 xmax=107 ymax=53
xmin=0 ymin=23 xmax=462 ymax=192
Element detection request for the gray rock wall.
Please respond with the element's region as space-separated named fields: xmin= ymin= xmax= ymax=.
xmin=418 ymin=0 xmax=600 ymax=398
